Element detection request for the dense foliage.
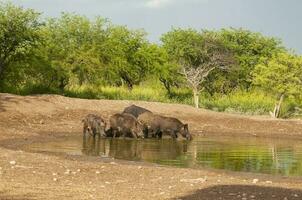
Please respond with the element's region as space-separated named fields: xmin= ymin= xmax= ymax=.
xmin=0 ymin=2 xmax=301 ymax=118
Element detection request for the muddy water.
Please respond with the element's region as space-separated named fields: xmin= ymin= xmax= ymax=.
xmin=25 ymin=135 xmax=302 ymax=176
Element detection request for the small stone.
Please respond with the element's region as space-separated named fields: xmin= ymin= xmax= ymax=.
xmin=159 ymin=192 xmax=165 ymax=195
xmin=250 ymin=195 xmax=255 ymax=198
xmin=53 ymin=178 xmax=57 ymax=181
xmin=283 ymin=197 xmax=288 ymax=200
xmin=32 ymin=171 xmax=36 ymax=174
xmin=52 ymin=173 xmax=57 ymax=176
xmin=89 ymin=181 xmax=92 ymax=185
xmin=100 ymin=185 xmax=105 ymax=188
xmin=96 ymin=171 xmax=100 ymax=174
xmin=180 ymin=177 xmax=207 ymax=184
xmin=64 ymin=170 xmax=71 ymax=175
xmin=293 ymin=194 xmax=299 ymax=197
xmin=168 ymin=186 xmax=173 ymax=189
xmin=110 ymin=162 xmax=116 ymax=165
xmin=72 ymin=171 xmax=76 ymax=175
xmin=105 ymin=181 xmax=110 ymax=184
xmin=217 ymin=179 xmax=221 ymax=183
xmin=252 ymin=179 xmax=259 ymax=184
xmin=77 ymin=169 xmax=81 ymax=172
xmin=101 ymin=166 xmax=105 ymax=169
xmin=9 ymin=161 xmax=16 ymax=165
xmin=265 ymin=180 xmax=273 ymax=184
xmin=138 ymin=166 xmax=142 ymax=169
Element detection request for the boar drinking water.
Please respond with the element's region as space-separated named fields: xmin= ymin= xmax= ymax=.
xmin=109 ymin=113 xmax=144 ymax=139
xmin=138 ymin=112 xmax=192 ymax=140
xmin=82 ymin=114 xmax=106 ymax=137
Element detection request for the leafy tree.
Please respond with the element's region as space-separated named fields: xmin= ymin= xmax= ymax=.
xmin=143 ymin=45 xmax=181 ymax=96
xmin=157 ymin=62 xmax=183 ymax=96
xmin=0 ymin=2 xmax=41 ymax=88
xmin=102 ymin=25 xmax=157 ymax=89
xmin=253 ymin=52 xmax=302 ymax=118
xmin=42 ymin=13 xmax=107 ymax=90
xmin=215 ymin=28 xmax=285 ymax=90
xmin=162 ymin=29 xmax=234 ymax=108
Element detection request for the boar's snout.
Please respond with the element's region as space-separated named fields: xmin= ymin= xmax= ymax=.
xmin=182 ymin=124 xmax=192 ymax=140
xmin=186 ymin=133 xmax=193 ymax=140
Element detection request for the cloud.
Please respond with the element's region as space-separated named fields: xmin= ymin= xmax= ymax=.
xmin=145 ymin=0 xmax=173 ymax=8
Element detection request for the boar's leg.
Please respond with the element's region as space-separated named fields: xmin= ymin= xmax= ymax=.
xmin=130 ymin=129 xmax=138 ymax=139
xmin=105 ymin=128 xmax=113 ymax=137
xmin=156 ymin=131 xmax=163 ymax=139
xmin=83 ymin=125 xmax=90 ymax=136
xmin=168 ymin=130 xmax=177 ymax=139
xmin=92 ymin=128 xmax=98 ymax=137
xmin=143 ymin=127 xmax=149 ymax=138
xmin=112 ymin=129 xmax=117 ymax=138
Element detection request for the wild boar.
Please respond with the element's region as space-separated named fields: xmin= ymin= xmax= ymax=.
xmin=109 ymin=113 xmax=144 ymax=139
xmin=138 ymin=112 xmax=192 ymax=140
xmin=82 ymin=114 xmax=106 ymax=137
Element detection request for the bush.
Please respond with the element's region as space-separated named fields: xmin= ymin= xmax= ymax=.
xmin=4 ymin=83 xmax=301 ymax=118
xmin=200 ymin=91 xmax=276 ymax=115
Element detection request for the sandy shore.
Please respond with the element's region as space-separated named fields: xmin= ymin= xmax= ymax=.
xmin=1 ymin=93 xmax=302 ymax=200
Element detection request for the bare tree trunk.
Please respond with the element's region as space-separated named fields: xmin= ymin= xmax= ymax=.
xmin=270 ymin=94 xmax=284 ymax=118
xmin=193 ymin=88 xmax=199 ymax=108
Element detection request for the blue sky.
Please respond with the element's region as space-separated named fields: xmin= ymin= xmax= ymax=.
xmin=11 ymin=0 xmax=302 ymax=53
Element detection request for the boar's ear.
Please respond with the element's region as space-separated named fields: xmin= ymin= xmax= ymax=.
xmin=184 ymin=124 xmax=188 ymax=129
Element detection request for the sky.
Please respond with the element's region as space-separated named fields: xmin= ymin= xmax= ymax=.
xmin=10 ymin=0 xmax=302 ymax=53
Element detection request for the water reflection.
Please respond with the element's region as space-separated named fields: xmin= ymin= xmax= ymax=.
xmin=81 ymin=135 xmax=188 ymax=163
xmin=26 ymin=136 xmax=302 ymax=176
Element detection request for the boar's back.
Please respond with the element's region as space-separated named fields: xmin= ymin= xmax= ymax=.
xmin=122 ymin=105 xmax=152 ymax=118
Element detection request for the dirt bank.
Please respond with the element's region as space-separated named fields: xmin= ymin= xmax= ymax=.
xmin=1 ymin=93 xmax=302 ymax=200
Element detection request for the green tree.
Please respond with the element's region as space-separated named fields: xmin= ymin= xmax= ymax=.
xmin=216 ymin=28 xmax=284 ymax=90
xmin=162 ymin=29 xmax=234 ymax=108
xmin=253 ymin=52 xmax=302 ymax=118
xmin=0 ymin=2 xmax=41 ymax=88
xmin=102 ymin=25 xmax=157 ymax=89
xmin=42 ymin=13 xmax=107 ymax=90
